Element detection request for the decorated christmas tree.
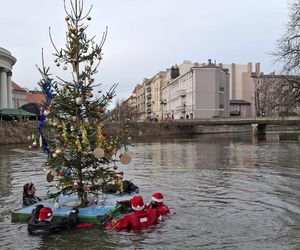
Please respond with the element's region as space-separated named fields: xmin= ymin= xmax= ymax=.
xmin=37 ymin=0 xmax=133 ymax=207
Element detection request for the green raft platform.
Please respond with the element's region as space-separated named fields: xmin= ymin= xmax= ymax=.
xmin=12 ymin=193 xmax=135 ymax=224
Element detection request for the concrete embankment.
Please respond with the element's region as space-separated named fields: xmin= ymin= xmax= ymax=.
xmin=131 ymin=121 xmax=300 ymax=138
xmin=0 ymin=120 xmax=299 ymax=145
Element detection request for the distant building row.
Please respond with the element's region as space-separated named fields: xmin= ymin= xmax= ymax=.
xmin=123 ymin=59 xmax=270 ymax=121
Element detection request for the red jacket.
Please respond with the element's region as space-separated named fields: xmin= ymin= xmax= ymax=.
xmin=106 ymin=208 xmax=157 ymax=230
xmin=146 ymin=203 xmax=170 ymax=221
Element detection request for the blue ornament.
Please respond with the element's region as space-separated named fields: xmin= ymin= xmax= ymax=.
xmin=77 ymin=130 xmax=82 ymax=137
xmin=85 ymin=100 xmax=90 ymax=105
xmin=66 ymin=168 xmax=72 ymax=177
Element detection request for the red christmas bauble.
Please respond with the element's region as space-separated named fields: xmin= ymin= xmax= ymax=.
xmin=101 ymin=131 xmax=108 ymax=137
xmin=99 ymin=108 xmax=105 ymax=113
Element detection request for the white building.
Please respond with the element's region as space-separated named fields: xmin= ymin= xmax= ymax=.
xmin=0 ymin=47 xmax=17 ymax=109
xmin=161 ymin=60 xmax=230 ymax=119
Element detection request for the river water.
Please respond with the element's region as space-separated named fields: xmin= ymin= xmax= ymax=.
xmin=0 ymin=133 xmax=300 ymax=250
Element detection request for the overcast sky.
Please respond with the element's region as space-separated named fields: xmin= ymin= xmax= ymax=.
xmin=1 ymin=0 xmax=289 ymax=101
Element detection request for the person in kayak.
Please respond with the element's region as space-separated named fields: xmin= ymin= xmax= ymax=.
xmin=23 ymin=182 xmax=42 ymax=207
xmin=105 ymin=195 xmax=157 ymax=230
xmin=27 ymin=205 xmax=79 ymax=235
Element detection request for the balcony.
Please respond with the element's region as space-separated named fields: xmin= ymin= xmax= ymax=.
xmin=146 ymin=107 xmax=152 ymax=113
xmin=146 ymin=93 xmax=152 ymax=99
xmin=176 ymin=105 xmax=186 ymax=112
xmin=177 ymin=89 xmax=187 ymax=97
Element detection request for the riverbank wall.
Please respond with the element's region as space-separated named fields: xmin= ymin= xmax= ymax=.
xmin=0 ymin=121 xmax=299 ymax=145
xmin=0 ymin=122 xmax=36 ymax=145
xmin=133 ymin=122 xmax=300 ymax=140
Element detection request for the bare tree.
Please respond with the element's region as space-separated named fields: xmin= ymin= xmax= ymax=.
xmin=254 ymin=75 xmax=300 ymax=116
xmin=272 ymin=0 xmax=300 ymax=112
xmin=275 ymin=0 xmax=300 ymax=73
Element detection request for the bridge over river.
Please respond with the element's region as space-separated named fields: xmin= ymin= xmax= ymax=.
xmin=157 ymin=117 xmax=300 ymax=135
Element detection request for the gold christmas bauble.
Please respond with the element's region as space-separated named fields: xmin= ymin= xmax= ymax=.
xmin=120 ymin=153 xmax=132 ymax=165
xmin=93 ymin=147 xmax=105 ymax=158
xmin=124 ymin=149 xmax=133 ymax=158
xmin=55 ymin=148 xmax=62 ymax=155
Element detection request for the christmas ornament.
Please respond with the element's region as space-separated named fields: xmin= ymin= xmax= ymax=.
xmin=124 ymin=149 xmax=133 ymax=158
xmin=63 ymin=65 xmax=67 ymax=71
xmin=87 ymin=16 xmax=91 ymax=20
xmin=46 ymin=171 xmax=54 ymax=182
xmin=119 ymin=153 xmax=132 ymax=165
xmin=99 ymin=108 xmax=105 ymax=113
xmin=93 ymin=147 xmax=104 ymax=158
xmin=55 ymin=148 xmax=62 ymax=155
xmin=113 ymin=165 xmax=118 ymax=170
xmin=65 ymin=16 xmax=70 ymax=21
xmin=66 ymin=168 xmax=72 ymax=176
xmin=39 ymin=135 xmax=43 ymax=148
xmin=71 ymin=116 xmax=77 ymax=122
xmin=32 ymin=140 xmax=38 ymax=149
xmin=63 ymin=142 xmax=68 ymax=148
xmin=43 ymin=109 xmax=51 ymax=116
xmin=101 ymin=131 xmax=108 ymax=137
xmin=75 ymin=97 xmax=83 ymax=105
xmin=77 ymin=130 xmax=82 ymax=137
xmin=88 ymin=92 xmax=93 ymax=98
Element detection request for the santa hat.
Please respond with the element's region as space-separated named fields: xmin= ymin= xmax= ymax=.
xmin=39 ymin=207 xmax=53 ymax=221
xmin=131 ymin=195 xmax=144 ymax=211
xmin=151 ymin=192 xmax=164 ymax=203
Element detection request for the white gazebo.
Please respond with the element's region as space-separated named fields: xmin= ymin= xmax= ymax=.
xmin=0 ymin=47 xmax=17 ymax=109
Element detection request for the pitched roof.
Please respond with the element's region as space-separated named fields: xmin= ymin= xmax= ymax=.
xmin=26 ymin=92 xmax=45 ymax=104
xmin=12 ymin=81 xmax=27 ymax=92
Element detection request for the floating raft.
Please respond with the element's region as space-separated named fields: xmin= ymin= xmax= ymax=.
xmin=12 ymin=193 xmax=135 ymax=224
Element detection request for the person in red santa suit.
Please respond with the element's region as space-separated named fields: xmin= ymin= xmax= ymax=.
xmin=105 ymin=195 xmax=157 ymax=230
xmin=146 ymin=192 xmax=170 ymax=221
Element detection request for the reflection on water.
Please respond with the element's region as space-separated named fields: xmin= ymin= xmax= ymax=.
xmin=0 ymin=133 xmax=300 ymax=249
